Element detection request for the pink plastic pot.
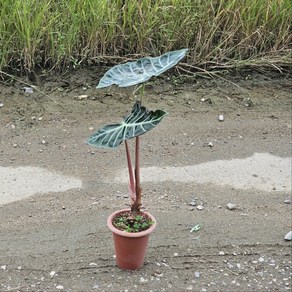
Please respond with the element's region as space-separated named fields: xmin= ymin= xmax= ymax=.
xmin=107 ymin=209 xmax=157 ymax=270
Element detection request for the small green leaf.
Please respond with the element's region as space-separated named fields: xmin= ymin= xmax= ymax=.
xmin=190 ymin=224 xmax=202 ymax=233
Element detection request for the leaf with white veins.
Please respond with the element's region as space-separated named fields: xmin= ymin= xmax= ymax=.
xmin=96 ymin=48 xmax=188 ymax=88
xmin=87 ymin=101 xmax=167 ymax=149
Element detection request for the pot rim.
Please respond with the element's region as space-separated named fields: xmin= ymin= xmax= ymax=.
xmin=107 ymin=208 xmax=157 ymax=238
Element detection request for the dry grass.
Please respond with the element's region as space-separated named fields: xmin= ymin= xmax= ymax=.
xmin=0 ymin=0 xmax=291 ymax=74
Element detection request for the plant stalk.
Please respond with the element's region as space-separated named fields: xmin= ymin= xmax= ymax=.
xmin=131 ymin=135 xmax=141 ymax=214
xmin=125 ymin=140 xmax=135 ymax=202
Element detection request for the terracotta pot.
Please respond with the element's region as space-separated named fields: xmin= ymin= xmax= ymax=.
xmin=107 ymin=209 xmax=157 ymax=270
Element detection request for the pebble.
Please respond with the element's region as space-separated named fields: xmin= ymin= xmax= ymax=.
xmin=196 ymin=205 xmax=204 ymax=210
xmin=1 ymin=265 xmax=6 ymax=270
xmin=244 ymin=97 xmax=253 ymax=107
xmin=56 ymin=285 xmax=64 ymax=290
xmin=194 ymin=271 xmax=200 ymax=278
xmin=77 ymin=94 xmax=88 ymax=100
xmin=284 ymin=231 xmax=292 ymax=241
xmin=174 ymin=253 xmax=179 ymax=257
xmin=89 ymin=127 xmax=95 ymax=131
xmin=50 ymin=271 xmax=56 ymax=277
xmin=200 ymin=98 xmax=210 ymax=103
xmin=226 ymin=203 xmax=236 ymax=210
xmin=258 ymin=257 xmax=265 ymax=263
xmin=219 ymin=251 xmax=225 ymax=256
xmin=24 ymin=87 xmax=33 ymax=94
xmin=284 ymin=199 xmax=291 ymax=204
xmin=218 ymin=114 xmax=224 ymax=121
xmin=227 ymin=262 xmax=234 ymax=269
xmin=190 ymin=200 xmax=197 ymax=206
xmin=0 ymin=102 xmax=3 ymax=108
xmin=154 ymin=271 xmax=163 ymax=278
xmin=139 ymin=277 xmax=148 ymax=283
xmin=208 ymin=142 xmax=214 ymax=147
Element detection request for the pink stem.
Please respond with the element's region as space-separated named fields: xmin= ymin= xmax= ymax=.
xmin=134 ymin=136 xmax=141 ymax=209
xmin=125 ymin=140 xmax=136 ymax=201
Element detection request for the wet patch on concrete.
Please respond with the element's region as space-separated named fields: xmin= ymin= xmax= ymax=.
xmin=1 ymin=153 xmax=289 ymax=206
xmin=114 ymin=153 xmax=291 ymax=192
xmin=0 ymin=166 xmax=82 ymax=205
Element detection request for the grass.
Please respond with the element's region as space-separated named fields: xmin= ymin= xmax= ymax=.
xmin=0 ymin=0 xmax=291 ymax=75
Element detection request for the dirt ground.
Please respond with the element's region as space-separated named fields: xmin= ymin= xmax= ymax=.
xmin=0 ymin=69 xmax=291 ymax=292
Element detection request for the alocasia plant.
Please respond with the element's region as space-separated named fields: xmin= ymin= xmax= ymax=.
xmin=87 ymin=48 xmax=188 ymax=216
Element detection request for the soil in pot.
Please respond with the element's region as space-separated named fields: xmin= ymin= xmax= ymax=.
xmin=113 ymin=211 xmax=155 ymax=233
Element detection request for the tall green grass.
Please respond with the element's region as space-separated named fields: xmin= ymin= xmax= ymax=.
xmin=0 ymin=0 xmax=291 ymax=74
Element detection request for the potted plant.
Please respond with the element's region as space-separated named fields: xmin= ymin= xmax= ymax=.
xmin=87 ymin=48 xmax=188 ymax=270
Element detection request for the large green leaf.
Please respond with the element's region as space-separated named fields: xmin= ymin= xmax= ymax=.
xmin=87 ymin=101 xmax=167 ymax=149
xmin=96 ymin=48 xmax=188 ymax=88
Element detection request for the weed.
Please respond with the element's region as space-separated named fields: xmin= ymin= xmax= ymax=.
xmin=0 ymin=0 xmax=291 ymax=74
xmin=113 ymin=212 xmax=154 ymax=233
